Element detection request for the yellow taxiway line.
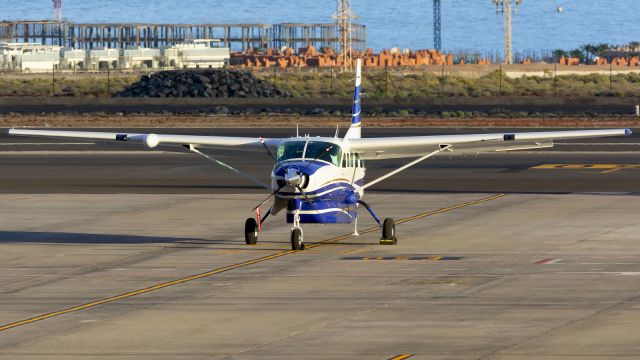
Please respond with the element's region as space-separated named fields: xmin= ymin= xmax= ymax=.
xmin=389 ymin=354 xmax=414 ymax=360
xmin=0 ymin=193 xmax=506 ymax=332
xmin=531 ymin=163 xmax=640 ymax=174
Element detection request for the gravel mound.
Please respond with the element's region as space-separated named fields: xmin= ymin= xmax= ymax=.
xmin=114 ymin=70 xmax=291 ymax=98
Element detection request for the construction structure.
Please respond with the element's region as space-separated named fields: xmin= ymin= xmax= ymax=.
xmin=0 ymin=21 xmax=366 ymax=55
xmin=433 ymin=0 xmax=441 ymax=51
xmin=493 ymin=0 xmax=522 ymax=64
xmin=333 ymin=0 xmax=357 ymax=71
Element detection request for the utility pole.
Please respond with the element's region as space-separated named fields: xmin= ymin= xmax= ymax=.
xmin=333 ymin=0 xmax=356 ymax=72
xmin=433 ymin=0 xmax=441 ymax=51
xmin=494 ymin=0 xmax=522 ymax=64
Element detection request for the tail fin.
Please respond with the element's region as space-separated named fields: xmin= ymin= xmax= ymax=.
xmin=344 ymin=58 xmax=362 ymax=139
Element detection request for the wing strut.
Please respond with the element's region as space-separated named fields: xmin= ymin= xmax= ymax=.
xmin=186 ymin=144 xmax=271 ymax=190
xmin=362 ymin=145 xmax=452 ymax=190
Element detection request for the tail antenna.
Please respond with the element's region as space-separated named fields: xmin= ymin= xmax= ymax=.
xmin=335 ymin=125 xmax=340 ymax=138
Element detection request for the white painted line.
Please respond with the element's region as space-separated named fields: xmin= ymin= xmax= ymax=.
xmin=578 ymin=263 xmax=640 ymax=265
xmin=0 ymin=151 xmax=176 ymax=155
xmin=0 ymin=142 xmax=96 ymax=146
xmin=563 ymin=272 xmax=640 ymax=276
xmin=555 ymin=143 xmax=640 ymax=146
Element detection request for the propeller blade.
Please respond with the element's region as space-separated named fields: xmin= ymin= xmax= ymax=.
xmin=252 ymin=185 xmax=283 ymax=211
xmin=296 ymin=185 xmax=311 ymax=202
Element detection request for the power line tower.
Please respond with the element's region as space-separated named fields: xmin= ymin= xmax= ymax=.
xmin=433 ymin=0 xmax=441 ymax=51
xmin=53 ymin=0 xmax=62 ymax=21
xmin=333 ymin=0 xmax=356 ymax=72
xmin=493 ymin=0 xmax=522 ymax=64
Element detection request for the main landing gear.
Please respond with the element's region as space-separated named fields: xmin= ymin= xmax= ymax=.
xmin=357 ymin=200 xmax=397 ymax=245
xmin=380 ymin=217 xmax=397 ymax=245
xmin=244 ymin=218 xmax=258 ymax=245
xmin=245 ymin=203 xmax=394 ymax=249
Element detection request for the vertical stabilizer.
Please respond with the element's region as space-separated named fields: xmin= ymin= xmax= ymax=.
xmin=344 ymin=58 xmax=362 ymax=139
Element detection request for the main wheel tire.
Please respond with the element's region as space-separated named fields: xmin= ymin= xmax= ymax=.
xmin=245 ymin=218 xmax=258 ymax=245
xmin=291 ymin=228 xmax=304 ymax=250
xmin=381 ymin=217 xmax=397 ymax=245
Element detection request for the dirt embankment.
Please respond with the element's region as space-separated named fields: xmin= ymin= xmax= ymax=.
xmin=2 ymin=114 xmax=640 ymax=129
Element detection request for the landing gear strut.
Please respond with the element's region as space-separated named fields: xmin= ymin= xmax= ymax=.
xmin=357 ymin=200 xmax=397 ymax=245
xmin=290 ymin=206 xmax=304 ymax=250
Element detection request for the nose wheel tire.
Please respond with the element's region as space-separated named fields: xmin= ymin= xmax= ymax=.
xmin=245 ymin=218 xmax=258 ymax=245
xmin=380 ymin=217 xmax=397 ymax=245
xmin=291 ymin=228 xmax=304 ymax=250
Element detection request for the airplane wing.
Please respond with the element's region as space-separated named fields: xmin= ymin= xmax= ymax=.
xmin=6 ymin=129 xmax=281 ymax=152
xmin=348 ymin=129 xmax=632 ymax=159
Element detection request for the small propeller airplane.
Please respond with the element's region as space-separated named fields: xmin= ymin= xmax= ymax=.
xmin=7 ymin=59 xmax=632 ymax=250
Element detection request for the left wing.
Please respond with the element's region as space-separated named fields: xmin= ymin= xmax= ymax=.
xmin=7 ymin=129 xmax=281 ymax=152
xmin=347 ymin=129 xmax=632 ymax=159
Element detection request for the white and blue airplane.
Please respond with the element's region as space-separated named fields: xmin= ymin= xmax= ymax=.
xmin=7 ymin=59 xmax=632 ymax=250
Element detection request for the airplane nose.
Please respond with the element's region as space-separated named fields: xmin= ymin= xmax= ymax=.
xmin=284 ymin=168 xmax=308 ymax=188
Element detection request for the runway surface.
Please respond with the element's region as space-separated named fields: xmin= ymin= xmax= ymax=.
xmin=1 ymin=127 xmax=640 ymax=194
xmin=1 ymin=127 xmax=639 ymax=359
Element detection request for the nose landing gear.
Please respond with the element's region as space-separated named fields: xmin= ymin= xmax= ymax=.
xmin=290 ymin=207 xmax=304 ymax=250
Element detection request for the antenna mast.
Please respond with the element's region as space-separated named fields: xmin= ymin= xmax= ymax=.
xmin=53 ymin=0 xmax=63 ymax=21
xmin=333 ymin=0 xmax=356 ymax=72
xmin=433 ymin=0 xmax=441 ymax=51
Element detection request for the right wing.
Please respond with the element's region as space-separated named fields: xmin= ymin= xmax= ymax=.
xmin=348 ymin=129 xmax=632 ymax=159
xmin=7 ymin=129 xmax=281 ymax=152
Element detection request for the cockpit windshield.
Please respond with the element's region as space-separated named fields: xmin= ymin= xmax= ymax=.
xmin=304 ymin=141 xmax=341 ymax=166
xmin=276 ymin=141 xmax=342 ymax=167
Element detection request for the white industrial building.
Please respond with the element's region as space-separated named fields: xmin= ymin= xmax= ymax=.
xmin=0 ymin=40 xmax=230 ymax=72
xmin=87 ymin=48 xmax=119 ymax=70
xmin=0 ymin=43 xmax=61 ymax=72
xmin=162 ymin=39 xmax=229 ymax=69
xmin=121 ymin=47 xmax=161 ymax=70
xmin=60 ymin=48 xmax=87 ymax=69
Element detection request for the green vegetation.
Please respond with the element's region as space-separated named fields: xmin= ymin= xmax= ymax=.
xmin=0 ymin=69 xmax=639 ymax=98
xmin=552 ymin=41 xmax=640 ymax=63
xmin=0 ymin=75 xmax=137 ymax=97
xmin=257 ymin=70 xmax=640 ymax=98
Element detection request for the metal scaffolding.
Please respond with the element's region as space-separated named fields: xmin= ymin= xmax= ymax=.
xmin=0 ymin=20 xmax=366 ymax=54
xmin=333 ymin=0 xmax=357 ymax=72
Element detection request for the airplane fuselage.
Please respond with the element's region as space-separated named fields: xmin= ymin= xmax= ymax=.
xmin=270 ymin=137 xmax=365 ymax=224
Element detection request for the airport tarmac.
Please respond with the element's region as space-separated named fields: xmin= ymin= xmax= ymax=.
xmin=0 ymin=127 xmax=639 ymax=359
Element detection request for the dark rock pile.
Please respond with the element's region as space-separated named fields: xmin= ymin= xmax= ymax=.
xmin=114 ymin=69 xmax=291 ymax=98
